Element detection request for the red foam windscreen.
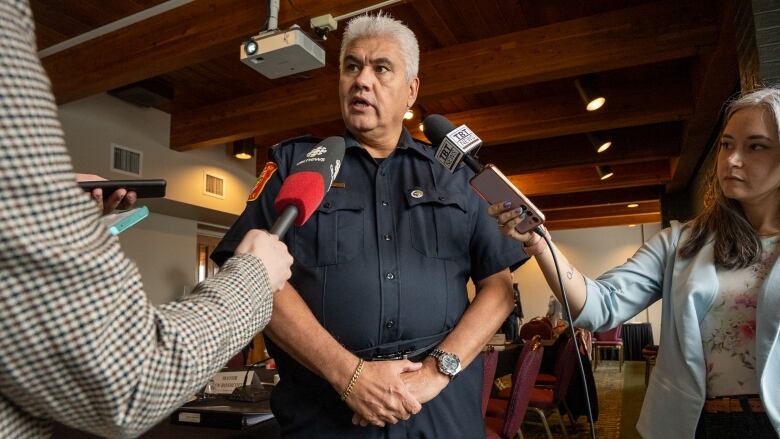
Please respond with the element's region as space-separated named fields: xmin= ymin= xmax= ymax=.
xmin=274 ymin=171 xmax=326 ymax=226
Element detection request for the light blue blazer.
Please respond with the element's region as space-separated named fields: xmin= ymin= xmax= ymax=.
xmin=574 ymin=221 xmax=780 ymax=438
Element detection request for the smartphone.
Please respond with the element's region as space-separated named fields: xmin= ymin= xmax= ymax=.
xmin=469 ymin=164 xmax=545 ymax=233
xmin=78 ymin=179 xmax=166 ymax=199
xmin=102 ymin=206 xmax=149 ymax=236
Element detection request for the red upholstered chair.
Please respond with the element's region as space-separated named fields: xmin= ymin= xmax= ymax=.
xmin=485 ymin=336 xmax=544 ymax=439
xmin=535 ymin=329 xmax=588 ymax=389
xmin=592 ymin=325 xmax=623 ymax=371
xmin=482 ymin=346 xmax=499 ymax=417
xmin=525 ymin=337 xmax=578 ymax=439
xmin=519 ymin=317 xmax=554 ymax=341
xmin=641 ymin=344 xmax=659 ymax=386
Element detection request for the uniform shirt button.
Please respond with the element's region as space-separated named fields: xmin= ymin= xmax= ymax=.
xmin=385 ymin=272 xmax=395 ymax=280
xmin=381 ymin=201 xmax=389 ymax=206
xmin=383 ymin=234 xmax=392 ymax=241
xmin=385 ymin=320 xmax=395 ymax=329
xmin=438 ymin=196 xmax=446 ymax=201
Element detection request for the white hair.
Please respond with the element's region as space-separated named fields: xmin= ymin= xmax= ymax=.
xmin=339 ymin=12 xmax=420 ymax=82
xmin=725 ymin=87 xmax=780 ymax=139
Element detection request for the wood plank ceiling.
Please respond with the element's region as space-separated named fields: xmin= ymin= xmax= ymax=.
xmin=32 ymin=0 xmax=739 ymax=230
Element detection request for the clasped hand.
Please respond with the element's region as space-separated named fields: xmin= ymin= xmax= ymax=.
xmin=347 ymin=358 xmax=449 ymax=428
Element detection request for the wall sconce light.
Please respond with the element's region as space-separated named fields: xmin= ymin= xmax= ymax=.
xmin=596 ymin=165 xmax=614 ymax=180
xmin=575 ymin=75 xmax=605 ymax=111
xmin=587 ymin=132 xmax=612 ymax=153
xmin=232 ymin=138 xmax=255 ymax=160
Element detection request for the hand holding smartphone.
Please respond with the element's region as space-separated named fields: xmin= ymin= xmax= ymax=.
xmin=469 ymin=164 xmax=545 ymax=234
xmin=78 ymin=179 xmax=166 ymax=199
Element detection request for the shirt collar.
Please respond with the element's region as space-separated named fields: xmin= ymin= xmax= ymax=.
xmin=343 ymin=127 xmax=436 ymax=163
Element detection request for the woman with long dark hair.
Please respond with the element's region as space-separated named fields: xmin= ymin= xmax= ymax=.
xmin=489 ymin=87 xmax=780 ymax=438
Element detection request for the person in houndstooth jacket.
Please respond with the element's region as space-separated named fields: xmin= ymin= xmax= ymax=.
xmin=0 ymin=1 xmax=293 ymax=437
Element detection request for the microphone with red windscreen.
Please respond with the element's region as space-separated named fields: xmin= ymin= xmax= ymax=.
xmin=270 ymin=136 xmax=345 ymax=237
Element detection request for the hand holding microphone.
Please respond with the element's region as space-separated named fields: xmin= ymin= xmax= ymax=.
xmin=423 ymin=116 xmax=595 ymax=439
xmin=235 ymin=230 xmax=293 ymax=291
xmin=271 ymin=136 xmax=346 ymax=237
xmin=422 ymin=115 xmax=545 ymax=235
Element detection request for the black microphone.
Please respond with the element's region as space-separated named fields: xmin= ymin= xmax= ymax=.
xmin=423 ymin=114 xmax=595 ymax=439
xmin=423 ymin=113 xmax=545 ymax=234
xmin=270 ymin=136 xmax=345 ymax=237
xmin=422 ymin=114 xmax=484 ymax=173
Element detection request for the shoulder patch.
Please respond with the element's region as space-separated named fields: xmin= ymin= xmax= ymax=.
xmin=273 ymin=135 xmax=323 ymax=151
xmin=248 ymin=162 xmax=278 ymax=202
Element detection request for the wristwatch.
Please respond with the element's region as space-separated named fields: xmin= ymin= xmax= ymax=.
xmin=428 ymin=348 xmax=461 ymax=379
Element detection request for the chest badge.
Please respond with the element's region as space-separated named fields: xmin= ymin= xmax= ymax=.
xmin=410 ymin=189 xmax=424 ymax=199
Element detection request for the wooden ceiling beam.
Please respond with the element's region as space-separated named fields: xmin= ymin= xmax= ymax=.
xmin=409 ymin=0 xmax=459 ymax=46
xmin=544 ymin=200 xmax=660 ymax=222
xmin=531 ymin=186 xmax=664 ymax=210
xmin=170 ymin=1 xmax=717 ymax=150
xmin=476 ymin=122 xmax=682 ymax=175
xmin=42 ymin=0 xmax=384 ymax=104
xmin=508 ymin=159 xmax=672 ymax=196
xmin=441 ymin=80 xmax=692 ymax=146
xmin=545 ymin=213 xmax=662 ymax=230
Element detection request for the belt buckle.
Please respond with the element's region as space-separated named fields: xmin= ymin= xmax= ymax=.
xmin=372 ymin=350 xmax=407 ymax=361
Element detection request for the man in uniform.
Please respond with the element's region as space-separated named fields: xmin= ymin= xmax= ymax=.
xmin=212 ymin=13 xmax=527 ymax=438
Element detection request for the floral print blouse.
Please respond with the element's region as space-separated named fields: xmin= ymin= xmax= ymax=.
xmin=700 ymin=235 xmax=780 ymax=397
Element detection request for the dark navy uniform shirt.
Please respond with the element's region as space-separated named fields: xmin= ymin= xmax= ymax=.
xmin=212 ymin=127 xmax=527 ymax=438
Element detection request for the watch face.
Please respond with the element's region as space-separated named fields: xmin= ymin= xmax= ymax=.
xmin=439 ymin=353 xmax=459 ymax=374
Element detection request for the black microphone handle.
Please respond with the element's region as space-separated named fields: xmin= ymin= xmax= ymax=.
xmin=462 ymin=154 xmax=484 ymax=174
xmin=270 ymin=205 xmax=299 ymax=237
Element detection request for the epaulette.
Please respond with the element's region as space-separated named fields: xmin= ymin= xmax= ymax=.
xmin=271 ymin=134 xmax=323 ymax=152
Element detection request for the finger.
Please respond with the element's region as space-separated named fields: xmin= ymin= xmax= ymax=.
xmin=104 ymin=188 xmax=127 ymax=214
xmin=91 ymin=188 xmax=104 ymax=212
xmin=398 ymin=360 xmax=423 ymax=373
xmin=117 ymin=191 xmax=137 ymax=210
xmin=352 ymin=413 xmax=361 ymax=425
xmin=498 ymin=207 xmax=525 ymax=224
xmin=360 ymin=418 xmax=369 ymax=427
xmin=487 ymin=200 xmax=514 ymax=217
xmin=402 ymin=397 xmax=422 ymax=416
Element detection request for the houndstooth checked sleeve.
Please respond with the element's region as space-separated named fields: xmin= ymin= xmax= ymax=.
xmin=0 ymin=2 xmax=275 ymax=438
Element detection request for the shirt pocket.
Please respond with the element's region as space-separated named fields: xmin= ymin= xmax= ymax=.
xmin=405 ymin=187 xmax=469 ymax=260
xmin=293 ymin=195 xmax=364 ymax=266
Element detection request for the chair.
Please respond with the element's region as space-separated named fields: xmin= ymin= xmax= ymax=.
xmin=519 ymin=317 xmax=554 ymax=341
xmin=641 ymin=344 xmax=658 ymax=386
xmin=535 ymin=329 xmax=588 ymax=389
xmin=525 ymin=337 xmax=578 ymax=439
xmin=592 ymin=325 xmax=623 ymax=371
xmin=482 ymin=346 xmax=499 ymax=416
xmin=485 ymin=336 xmax=544 ymax=439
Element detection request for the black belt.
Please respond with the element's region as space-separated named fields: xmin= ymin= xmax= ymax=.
xmin=352 ymin=329 xmax=452 ymax=362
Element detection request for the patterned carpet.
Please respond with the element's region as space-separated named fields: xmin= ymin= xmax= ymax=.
xmin=522 ymin=360 xmax=646 ymax=439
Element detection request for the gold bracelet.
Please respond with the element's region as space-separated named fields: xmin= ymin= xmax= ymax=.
xmin=340 ymin=358 xmax=364 ymax=401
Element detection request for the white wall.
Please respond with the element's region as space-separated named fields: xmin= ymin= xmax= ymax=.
xmin=117 ymin=213 xmax=198 ymax=305
xmin=513 ymin=223 xmax=663 ymax=343
xmin=58 ymin=93 xmax=256 ymax=216
xmin=57 ymin=94 xmax=250 ymax=305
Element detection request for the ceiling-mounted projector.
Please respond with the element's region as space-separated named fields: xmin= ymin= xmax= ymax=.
xmin=240 ymin=25 xmax=325 ymax=79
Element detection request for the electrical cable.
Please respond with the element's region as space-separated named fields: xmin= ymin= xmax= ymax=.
xmin=535 ymin=226 xmax=597 ymax=439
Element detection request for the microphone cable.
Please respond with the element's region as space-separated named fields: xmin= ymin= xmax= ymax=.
xmin=534 ymin=226 xmax=597 ymax=439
